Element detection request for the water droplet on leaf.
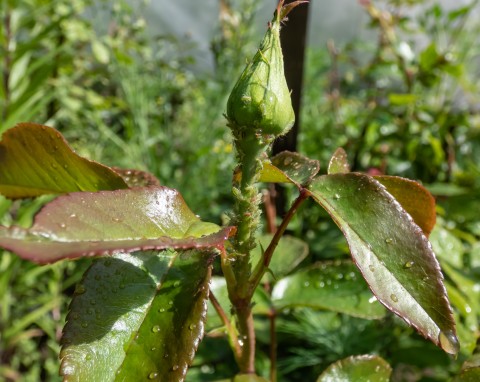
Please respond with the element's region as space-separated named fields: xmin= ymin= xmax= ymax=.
xmin=148 ymin=372 xmax=158 ymax=379
xmin=152 ymin=325 xmax=161 ymax=333
xmin=404 ymin=261 xmax=414 ymax=268
xmin=385 ymin=238 xmax=393 ymax=244
xmin=172 ymin=365 xmax=179 ymax=371
xmin=74 ymin=284 xmax=86 ymax=294
xmin=439 ymin=330 xmax=460 ymax=354
xmin=390 ymin=294 xmax=398 ymax=302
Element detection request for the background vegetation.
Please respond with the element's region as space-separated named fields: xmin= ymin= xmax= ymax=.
xmin=0 ymin=0 xmax=479 ymax=380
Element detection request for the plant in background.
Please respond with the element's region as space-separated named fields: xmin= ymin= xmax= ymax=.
xmin=0 ymin=1 xmax=478 ymax=381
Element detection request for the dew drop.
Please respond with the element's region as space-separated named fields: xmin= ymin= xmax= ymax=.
xmin=59 ymin=222 xmax=66 ymax=228
xmin=404 ymin=261 xmax=414 ymax=269
xmin=189 ymin=323 xmax=196 ymax=330
xmin=69 ymin=213 xmax=77 ymax=218
xmin=151 ymin=347 xmax=157 ymax=351
xmin=148 ymin=372 xmax=158 ymax=379
xmin=368 ymin=265 xmax=375 ymax=272
xmin=81 ymin=322 xmax=88 ymax=328
xmin=152 ymin=325 xmax=161 ymax=333
xmin=385 ymin=238 xmax=393 ymax=244
xmin=173 ymin=281 xmax=181 ymax=287
xmin=158 ymin=308 xmax=165 ymax=313
xmin=168 ymin=300 xmax=173 ymax=306
xmin=333 ymin=193 xmax=340 ymax=200
xmin=390 ymin=294 xmax=398 ymax=302
xmin=85 ymin=353 xmax=92 ymax=361
xmin=172 ymin=365 xmax=179 ymax=371
xmin=303 ymin=281 xmax=310 ymax=287
xmin=439 ymin=330 xmax=460 ymax=354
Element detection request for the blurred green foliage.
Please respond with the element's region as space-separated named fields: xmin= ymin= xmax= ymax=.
xmin=1 ymin=0 xmax=480 ymax=380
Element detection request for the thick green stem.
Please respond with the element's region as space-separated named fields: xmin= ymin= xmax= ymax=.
xmin=225 ymin=131 xmax=271 ymax=374
xmin=230 ymin=133 xmax=270 ymax=295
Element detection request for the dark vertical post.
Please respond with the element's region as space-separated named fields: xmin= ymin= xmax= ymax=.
xmin=273 ymin=0 xmax=310 ymax=216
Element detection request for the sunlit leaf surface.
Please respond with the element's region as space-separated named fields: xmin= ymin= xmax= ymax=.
xmin=316 ymin=355 xmax=392 ymax=382
xmin=328 ymin=148 xmax=350 ymax=174
xmin=271 ymin=261 xmax=386 ymax=319
xmin=260 ymin=151 xmax=320 ymax=186
xmin=308 ymin=173 xmax=458 ymax=354
xmin=60 ymin=250 xmax=211 ymax=382
xmin=0 ymin=123 xmax=127 ymax=198
xmin=0 ymin=187 xmax=233 ymax=263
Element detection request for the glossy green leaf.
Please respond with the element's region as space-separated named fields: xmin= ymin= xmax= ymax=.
xmin=375 ymin=175 xmax=436 ymax=236
xmin=328 ymin=148 xmax=350 ymax=174
xmin=0 ymin=187 xmax=233 ymax=264
xmin=271 ymin=261 xmax=386 ymax=319
xmin=0 ymin=123 xmax=127 ymax=198
xmin=316 ymin=355 xmax=392 ymax=382
xmin=60 ymin=250 xmax=212 ymax=381
xmin=308 ymin=173 xmax=458 ymax=354
xmin=250 ymin=234 xmax=309 ymax=281
xmin=259 ymin=151 xmax=320 ymax=186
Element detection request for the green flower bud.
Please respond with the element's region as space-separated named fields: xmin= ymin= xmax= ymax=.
xmin=226 ymin=8 xmax=294 ymax=138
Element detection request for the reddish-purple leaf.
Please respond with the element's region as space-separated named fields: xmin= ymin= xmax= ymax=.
xmin=375 ymin=175 xmax=436 ymax=236
xmin=308 ymin=173 xmax=458 ymax=354
xmin=0 ymin=186 xmax=234 ymax=264
xmin=113 ymin=167 xmax=161 ymax=187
